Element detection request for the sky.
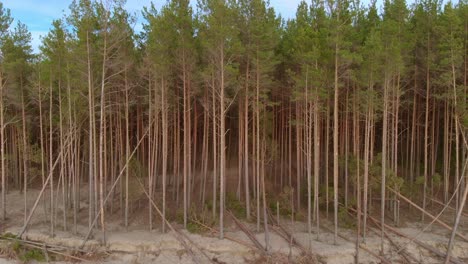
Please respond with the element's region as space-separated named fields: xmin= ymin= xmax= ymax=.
xmin=1 ymin=0 xmax=302 ymax=53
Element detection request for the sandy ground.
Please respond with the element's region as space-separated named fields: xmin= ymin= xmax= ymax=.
xmin=0 ymin=189 xmax=467 ymax=263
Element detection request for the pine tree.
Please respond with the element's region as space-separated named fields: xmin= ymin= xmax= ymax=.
xmin=198 ymin=0 xmax=241 ymax=239
xmin=237 ymin=0 xmax=279 ymax=248
xmin=1 ymin=21 xmax=34 ymax=227
xmin=0 ymin=2 xmax=12 ymax=222
xmin=40 ymin=18 xmax=70 ymax=233
xmin=357 ymin=0 xmax=383 ymax=242
xmin=68 ymin=0 xmax=100 ymax=231
xmin=411 ymin=0 xmax=440 ymax=221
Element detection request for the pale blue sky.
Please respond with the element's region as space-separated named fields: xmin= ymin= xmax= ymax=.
xmin=2 ymin=0 xmax=302 ymax=52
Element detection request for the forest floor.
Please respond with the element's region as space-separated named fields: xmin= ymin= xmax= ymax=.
xmin=0 ymin=189 xmax=467 ymax=263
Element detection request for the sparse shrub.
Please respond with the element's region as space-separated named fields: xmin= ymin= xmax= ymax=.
xmin=174 ymin=207 xmax=185 ymax=225
xmin=270 ymin=186 xmax=294 ymax=217
xmin=186 ymin=221 xmax=206 ymax=234
xmin=205 ymin=199 xmax=213 ymax=212
xmin=432 ymin=173 xmax=442 ymax=186
xmin=226 ymin=192 xmax=246 ymax=219
xmin=338 ymin=206 xmax=355 ymax=229
xmin=19 ymin=248 xmax=46 ymax=262
xmin=415 ymin=176 xmax=425 ymax=186
xmin=319 ymin=185 xmax=334 ymax=210
xmin=0 ymin=233 xmax=46 ymax=263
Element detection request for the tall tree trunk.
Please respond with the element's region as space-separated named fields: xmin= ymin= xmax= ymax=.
xmin=86 ymin=31 xmax=95 ymax=232
xmin=183 ymin=51 xmax=189 ymax=229
xmin=244 ymin=61 xmax=250 ymax=220
xmin=314 ymin=85 xmax=320 ymax=239
xmin=212 ymin=70 xmax=217 ymax=220
xmin=261 ymin=118 xmax=269 ymax=251
xmin=21 ymin=84 xmax=28 ymax=225
xmin=381 ymin=77 xmax=389 ymax=254
xmin=219 ymin=46 xmax=226 ymax=240
xmin=98 ymin=30 xmax=108 ymax=243
xmin=422 ymin=45 xmax=430 ymax=222
xmin=161 ymin=77 xmax=168 ymax=233
xmin=49 ymin=75 xmax=55 ymax=237
xmin=305 ymin=67 xmax=312 ymax=243
xmin=0 ymin=73 xmax=5 ymax=221
xmin=333 ymin=34 xmax=340 ymax=245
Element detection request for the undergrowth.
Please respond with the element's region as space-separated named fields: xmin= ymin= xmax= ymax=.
xmin=0 ymin=233 xmax=47 ymax=263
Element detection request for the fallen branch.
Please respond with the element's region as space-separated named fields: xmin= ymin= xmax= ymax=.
xmin=367 ymin=214 xmax=464 ymax=264
xmin=0 ymin=236 xmax=87 ymax=262
xmin=80 ymin=124 xmax=151 ymax=247
xmin=136 ymin=176 xmax=213 ymax=264
xmin=319 ymin=224 xmax=392 ymax=264
xmin=173 ymin=226 xmax=216 ymax=264
xmin=1 ymin=234 xmax=88 ymax=254
xmin=266 ymin=209 xmax=310 ymax=256
xmin=445 ymin=155 xmax=468 ymax=264
xmin=388 ymin=187 xmax=468 ymax=242
xmin=18 ymin=133 xmax=73 ymax=238
xmin=227 ymin=210 xmax=267 ymax=254
xmin=345 ymin=207 xmax=417 ymax=264
xmin=386 ymin=170 xmax=466 ymax=256
xmin=190 ymin=219 xmax=259 ymax=252
xmin=80 ymin=122 xmax=211 ymax=264
xmin=445 ymin=175 xmax=468 ymax=263
xmin=368 ymin=222 xmax=420 ymax=263
xmin=429 ymin=198 xmax=468 ymax=218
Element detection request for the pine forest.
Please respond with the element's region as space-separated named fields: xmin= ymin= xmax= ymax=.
xmin=0 ymin=0 xmax=467 ymax=263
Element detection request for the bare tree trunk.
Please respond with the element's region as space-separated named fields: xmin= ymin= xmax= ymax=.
xmin=261 ymin=120 xmax=269 ymax=251
xmin=422 ymin=50 xmax=430 ymax=222
xmin=86 ymin=31 xmax=95 ymax=232
xmin=296 ymin=102 xmax=302 ymax=211
xmin=21 ymin=85 xmax=28 ymax=226
xmin=305 ymin=68 xmax=312 ymax=243
xmin=38 ymin=74 xmax=47 ymax=221
xmin=98 ymin=29 xmax=108 ymax=243
xmin=410 ymin=65 xmax=417 ymax=183
xmin=244 ymin=62 xmax=250 ymax=220
xmin=289 ymin=103 xmax=292 ymax=190
xmin=256 ymin=55 xmax=261 ymax=233
xmin=354 ymin=89 xmax=361 ymax=264
xmin=381 ymin=77 xmax=389 ymax=254
xmin=219 ymin=47 xmax=226 ymax=240
xmin=201 ymin=107 xmax=208 ymax=205
xmin=333 ymin=38 xmax=340 ymax=245
xmin=363 ymin=92 xmax=371 ymax=242
xmin=181 ymin=47 xmax=192 ymax=229
xmin=445 ymin=157 xmax=468 ymax=264
xmin=148 ymin=76 xmax=154 ymax=231
xmin=58 ymin=76 xmax=66 ymax=231
xmin=0 ymin=73 xmax=5 ymax=221
xmin=200 ymin=89 xmax=209 ymax=207
xmin=237 ymin=101 xmax=243 ymax=200
xmin=444 ymin=102 xmax=450 ymax=203
xmin=344 ymin=91 xmax=349 ymax=209
xmin=49 ymin=75 xmax=55 ymax=237
xmin=314 ymin=85 xmax=320 ymax=239
xmin=212 ymin=70 xmax=217 ymax=220
xmin=325 ymin=105 xmax=330 ymax=219
xmin=124 ymin=68 xmax=130 ymax=230
xmin=161 ymin=77 xmax=168 ymax=233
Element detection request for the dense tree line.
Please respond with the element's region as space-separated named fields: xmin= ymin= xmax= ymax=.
xmin=0 ymin=0 xmax=466 ymax=259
